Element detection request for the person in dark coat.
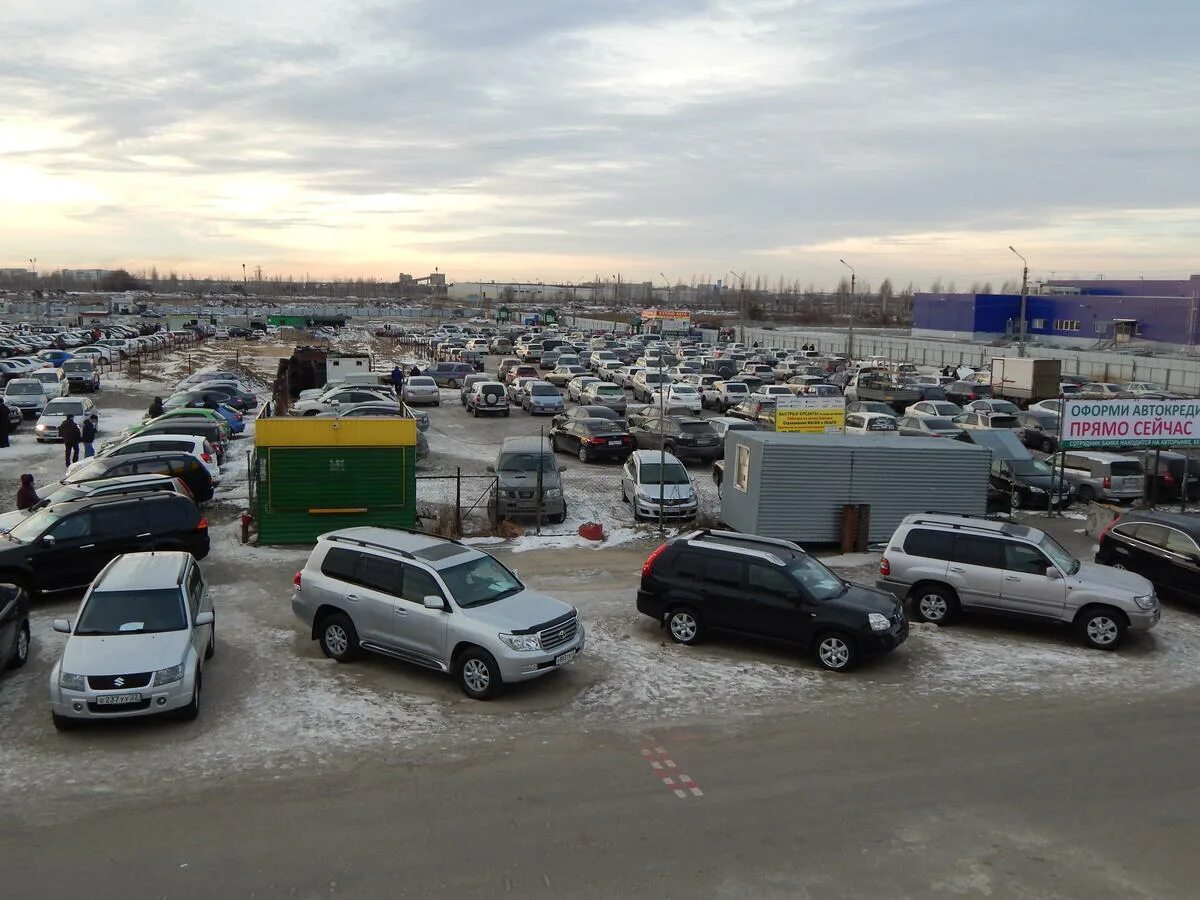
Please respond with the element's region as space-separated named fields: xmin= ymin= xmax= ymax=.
xmin=59 ymin=414 xmax=82 ymax=467
xmin=410 ymin=365 xmax=422 ymax=377
xmin=81 ymin=414 xmax=98 ymax=458
xmin=148 ymin=396 xmax=165 ymax=418
xmin=16 ymin=474 xmax=37 ymax=510
xmin=0 ymin=398 xmax=9 ymax=448
xmin=391 ymin=365 xmax=405 ymax=392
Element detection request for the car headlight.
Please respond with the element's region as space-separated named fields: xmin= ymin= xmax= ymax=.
xmin=1134 ymin=594 xmax=1157 ymax=610
xmin=35 ymin=423 xmax=48 ymax=431
xmin=1028 ymin=486 xmax=1045 ymax=493
xmin=153 ymin=664 xmax=184 ymax=686
xmin=499 ymin=632 xmax=541 ymax=652
xmin=544 ymin=488 xmax=562 ymax=498
xmin=868 ymin=612 xmax=891 ymax=632
xmin=59 ymin=672 xmax=86 ymax=691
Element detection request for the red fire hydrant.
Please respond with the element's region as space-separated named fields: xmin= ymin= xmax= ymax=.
xmin=240 ymin=512 xmax=253 ymax=544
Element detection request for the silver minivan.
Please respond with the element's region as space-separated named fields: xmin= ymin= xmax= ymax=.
xmin=1046 ymin=451 xmax=1144 ymax=503
xmin=488 ymin=437 xmax=566 ymax=524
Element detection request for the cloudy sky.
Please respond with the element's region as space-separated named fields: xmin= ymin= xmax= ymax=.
xmin=3 ymin=0 xmax=1198 ymax=289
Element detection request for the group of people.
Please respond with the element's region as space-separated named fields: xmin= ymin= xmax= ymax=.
xmin=0 ymin=398 xmax=97 ymax=464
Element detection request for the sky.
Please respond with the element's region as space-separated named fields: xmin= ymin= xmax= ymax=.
xmin=3 ymin=0 xmax=1199 ymax=290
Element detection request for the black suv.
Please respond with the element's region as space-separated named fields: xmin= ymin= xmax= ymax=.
xmin=0 ymin=492 xmax=209 ymax=597
xmin=636 ymin=530 xmax=907 ymax=671
xmin=0 ymin=582 xmax=30 ymax=677
xmin=62 ymin=450 xmax=215 ymax=502
xmin=630 ymin=415 xmax=722 ymax=460
xmin=1096 ymin=511 xmax=1200 ymax=602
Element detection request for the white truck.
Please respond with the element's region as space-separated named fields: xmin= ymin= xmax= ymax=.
xmin=989 ymin=357 xmax=1062 ymax=404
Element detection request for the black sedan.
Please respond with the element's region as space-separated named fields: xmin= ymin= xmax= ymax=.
xmin=550 ymin=405 xmax=626 ymax=430
xmin=550 ymin=418 xmax=634 ymax=463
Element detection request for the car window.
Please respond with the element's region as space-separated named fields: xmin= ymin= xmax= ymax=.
xmin=48 ymin=512 xmax=92 ymax=541
xmin=703 ymin=556 xmax=741 ymax=587
xmin=747 ymin=564 xmax=795 ymax=596
xmin=187 ymin=564 xmax=205 ymax=615
xmin=903 ymin=528 xmax=948 ymax=560
xmin=357 ymin=554 xmax=401 ymax=595
xmin=951 ymin=535 xmax=1004 ymax=569
xmin=401 ymin=565 xmax=444 ymax=604
xmin=321 ymin=547 xmax=360 ymax=581
xmin=1164 ymin=529 xmax=1199 ymax=557
xmin=1129 ymin=523 xmax=1168 ymax=547
xmin=92 ymin=504 xmax=147 ymax=536
xmin=1005 ymin=542 xmax=1050 ymax=575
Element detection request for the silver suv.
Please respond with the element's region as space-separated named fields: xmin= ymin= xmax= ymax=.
xmin=291 ymin=527 xmax=584 ymax=699
xmin=877 ymin=513 xmax=1159 ymax=649
xmin=1045 ymin=451 xmax=1144 ymax=504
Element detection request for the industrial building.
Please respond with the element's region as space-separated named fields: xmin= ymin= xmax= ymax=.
xmin=912 ymin=276 xmax=1200 ymax=349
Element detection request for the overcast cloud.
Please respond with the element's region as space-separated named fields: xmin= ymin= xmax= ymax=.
xmin=2 ymin=0 xmax=1198 ymax=288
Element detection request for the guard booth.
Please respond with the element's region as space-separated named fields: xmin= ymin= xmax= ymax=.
xmin=254 ymin=418 xmax=417 ymax=544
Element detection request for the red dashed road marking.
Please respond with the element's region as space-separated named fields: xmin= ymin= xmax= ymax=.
xmin=640 ymin=736 xmax=704 ymax=799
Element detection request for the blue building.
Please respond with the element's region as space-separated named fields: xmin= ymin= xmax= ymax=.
xmin=913 ymin=277 xmax=1200 ymax=348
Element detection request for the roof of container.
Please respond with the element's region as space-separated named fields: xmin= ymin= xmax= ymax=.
xmin=728 ymin=432 xmax=987 ymax=452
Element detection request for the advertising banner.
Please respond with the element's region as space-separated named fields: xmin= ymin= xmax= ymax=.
xmin=775 ymin=396 xmax=845 ymax=434
xmin=1061 ymin=398 xmax=1200 ymax=449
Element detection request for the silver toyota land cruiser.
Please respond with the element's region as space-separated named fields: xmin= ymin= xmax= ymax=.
xmin=292 ymin=527 xmax=584 ymax=698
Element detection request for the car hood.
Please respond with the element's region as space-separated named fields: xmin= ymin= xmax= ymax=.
xmin=461 ymin=588 xmax=574 ymax=632
xmin=636 ymin=482 xmax=694 ymax=500
xmin=0 ymin=509 xmax=29 ymax=531
xmin=62 ymin=630 xmax=191 ymax=675
xmin=1074 ymin=562 xmax=1154 ymax=596
xmin=498 ymin=471 xmax=561 ymax=488
xmin=828 ymin=583 xmax=901 ymax=617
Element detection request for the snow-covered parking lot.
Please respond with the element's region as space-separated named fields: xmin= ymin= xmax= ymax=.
xmin=6 ymin=334 xmax=1200 ymax=808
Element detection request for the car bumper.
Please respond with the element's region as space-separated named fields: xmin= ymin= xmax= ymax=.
xmin=50 ymin=675 xmax=196 ymax=720
xmin=874 ymin=579 xmax=909 ymax=602
xmin=469 ymin=404 xmax=509 ymax=415
xmin=673 ymin=444 xmax=720 ymax=460
xmin=856 ymin=620 xmax=909 ymax=656
xmin=497 ymin=498 xmax=566 ymax=516
xmin=528 ymin=405 xmax=564 ymax=415
xmin=633 ymin=498 xmax=698 ymax=519
xmin=496 ymin=625 xmax=585 ymax=682
xmin=1128 ymin=607 xmax=1161 ymax=632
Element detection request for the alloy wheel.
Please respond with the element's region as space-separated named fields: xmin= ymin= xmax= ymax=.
xmin=818 ymin=637 xmax=851 ymax=669
xmin=1086 ymin=615 xmax=1119 ymax=646
xmin=324 ymin=623 xmax=349 ymax=657
xmin=669 ymin=612 xmax=697 ymax=642
xmin=462 ymin=658 xmax=491 ymax=693
xmin=918 ymin=594 xmax=948 ymax=622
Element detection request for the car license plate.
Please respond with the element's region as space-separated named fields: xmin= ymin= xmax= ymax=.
xmin=96 ymin=693 xmax=142 ymax=705
xmin=608 ymin=439 xmax=623 ymax=445
xmin=555 ymin=650 xmax=576 ymax=666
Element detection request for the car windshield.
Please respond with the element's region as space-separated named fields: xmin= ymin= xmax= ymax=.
xmin=7 ymin=507 xmax=60 ymax=541
xmin=1010 ymin=459 xmax=1055 ymax=477
xmin=62 ymin=361 xmax=91 ymax=372
xmin=440 ymin=555 xmax=523 ymax=608
xmin=673 ymin=386 xmax=697 ymax=395
xmin=639 ymin=462 xmax=690 ymax=484
xmin=868 ymin=417 xmax=897 ymax=430
xmin=595 ymin=385 xmax=621 ymax=395
xmin=932 ymin=403 xmax=959 ymax=415
xmin=1038 ymin=533 xmax=1080 ymax=576
xmin=74 ymin=589 xmax=188 ymax=635
xmin=926 ymin=418 xmax=959 ymax=431
xmin=498 ymin=452 xmax=556 ymax=473
xmin=991 ymin=401 xmax=1019 ymax=413
xmin=785 ymin=553 xmax=846 ymax=601
xmin=989 ymin=415 xmax=1020 ymax=428
xmin=6 ymin=382 xmax=41 ymax=394
xmin=530 ymin=384 xmax=558 ymax=396
xmin=44 ymin=400 xmax=85 ymax=416
xmin=409 ymin=378 xmax=435 ymax=387
xmin=679 ymin=422 xmax=715 ymax=434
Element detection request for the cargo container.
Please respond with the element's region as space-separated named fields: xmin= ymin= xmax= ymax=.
xmin=989 ymin=357 xmax=1062 ymax=403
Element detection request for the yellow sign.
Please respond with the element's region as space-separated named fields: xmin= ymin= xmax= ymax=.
xmin=775 ymin=396 xmax=846 ymax=434
xmin=641 ymin=309 xmax=691 ymax=320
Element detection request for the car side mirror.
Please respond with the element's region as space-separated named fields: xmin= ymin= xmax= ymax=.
xmin=422 ymin=595 xmax=445 ymax=611
xmin=40 ymin=534 xmax=56 ymax=547
xmin=194 ymin=610 xmax=214 ymax=626
xmin=1045 ymin=567 xmax=1062 ymax=579
xmin=52 ymin=618 xmax=71 ymax=633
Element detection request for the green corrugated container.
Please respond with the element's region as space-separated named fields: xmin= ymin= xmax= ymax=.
xmin=255 ymin=445 xmax=416 ymax=544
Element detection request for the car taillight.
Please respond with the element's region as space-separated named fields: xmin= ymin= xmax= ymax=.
xmin=201 ymin=452 xmax=212 ymax=462
xmin=642 ymin=544 xmax=668 ymax=577
xmin=293 ymin=571 xmax=302 ymax=590
xmin=1099 ymin=515 xmax=1119 ymax=541
xmin=1103 ymin=476 xmax=1112 ymax=489
xmin=880 ymin=557 xmax=891 ymax=576
xmin=1164 ymin=471 xmax=1176 ymax=485
xmin=197 ymin=517 xmax=208 ymax=530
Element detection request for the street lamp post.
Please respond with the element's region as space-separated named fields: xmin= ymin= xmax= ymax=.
xmin=727 ymin=271 xmax=746 ymax=344
xmin=839 ymin=259 xmax=856 ymax=359
xmin=1009 ymin=246 xmax=1029 ymax=358
xmin=660 ymin=272 xmax=672 ymax=307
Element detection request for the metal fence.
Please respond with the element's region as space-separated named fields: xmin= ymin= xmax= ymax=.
xmin=416 ymin=471 xmax=498 ymax=537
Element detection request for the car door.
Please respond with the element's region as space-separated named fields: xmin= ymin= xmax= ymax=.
xmin=999 ymin=541 xmax=1068 ymax=619
xmin=1161 ymin=527 xmax=1200 ymax=600
xmin=349 ymin=551 xmax=405 ymax=648
xmin=394 ymin=564 xmax=450 ymax=667
xmin=743 ymin=563 xmax=813 ymax=645
xmin=1105 ymin=522 xmax=1167 ymax=584
xmin=945 ymin=534 xmax=1006 ymax=610
xmin=695 ymin=555 xmax=745 ymax=630
xmin=33 ymin=510 xmax=106 ymax=592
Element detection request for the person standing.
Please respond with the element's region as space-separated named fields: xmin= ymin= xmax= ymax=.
xmin=59 ymin=414 xmax=82 ymax=467
xmin=391 ymin=364 xmax=405 ymax=395
xmin=81 ymin=414 xmax=98 ymax=458
xmin=17 ymin=474 xmax=38 ymax=510
xmin=0 ymin=398 xmax=9 ymax=448
xmin=148 ymin=396 xmax=164 ymax=418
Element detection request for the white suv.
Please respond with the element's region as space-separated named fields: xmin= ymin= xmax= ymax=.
xmin=877 ymin=513 xmax=1159 ymax=649
xmin=49 ymin=551 xmax=214 ymax=729
xmin=291 ymin=527 xmax=584 ymax=699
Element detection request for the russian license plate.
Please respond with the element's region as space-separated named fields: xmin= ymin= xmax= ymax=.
xmin=96 ymin=693 xmax=142 ymax=705
xmin=608 ymin=439 xmax=623 ymax=445
xmin=555 ymin=650 xmax=576 ymax=666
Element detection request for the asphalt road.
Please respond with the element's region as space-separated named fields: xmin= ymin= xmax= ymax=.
xmin=5 ymin=690 xmax=1199 ymax=899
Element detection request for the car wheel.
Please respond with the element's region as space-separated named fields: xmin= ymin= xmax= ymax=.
xmin=1077 ymin=606 xmax=1126 ymax=650
xmin=1009 ymin=489 xmax=1022 ymax=510
xmin=52 ymin=712 xmax=78 ymax=732
xmin=318 ymin=613 xmax=361 ymax=662
xmin=1110 ymin=560 xmax=1128 ymax=570
xmin=448 ymin=379 xmax=458 ymax=389
xmin=204 ymin=626 xmax=215 ymax=660
xmin=666 ymin=608 xmax=703 ymax=645
xmin=179 ymin=670 xmax=201 ymax=721
xmin=1077 ymin=485 xmax=1096 ymax=503
xmin=578 ymin=446 xmax=590 ymax=463
xmin=456 ymin=648 xmax=501 ymax=700
xmin=10 ymin=621 xmax=29 ymax=669
xmin=913 ymin=585 xmax=959 ymax=624
xmin=664 ymin=442 xmax=676 ymax=455
xmin=815 ymin=632 xmax=857 ymax=672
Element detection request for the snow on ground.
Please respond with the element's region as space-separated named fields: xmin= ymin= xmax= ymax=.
xmin=465 ymin=525 xmax=654 ymax=554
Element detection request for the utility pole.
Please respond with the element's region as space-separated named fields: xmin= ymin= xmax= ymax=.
xmin=1010 ymin=246 xmax=1029 ymax=358
xmin=727 ymin=270 xmax=746 ymax=344
xmin=839 ymin=259 xmax=856 ymax=359
xmin=660 ymin=272 xmax=672 ymax=307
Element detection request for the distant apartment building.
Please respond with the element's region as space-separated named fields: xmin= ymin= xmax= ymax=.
xmin=61 ymin=269 xmax=116 ymax=284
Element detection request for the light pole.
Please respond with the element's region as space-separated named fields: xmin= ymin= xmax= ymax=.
xmin=727 ymin=271 xmax=746 ymax=344
xmin=1009 ymin=246 xmax=1029 ymax=357
xmin=839 ymin=259 xmax=856 ymax=359
xmin=660 ymin=272 xmax=672 ymax=307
